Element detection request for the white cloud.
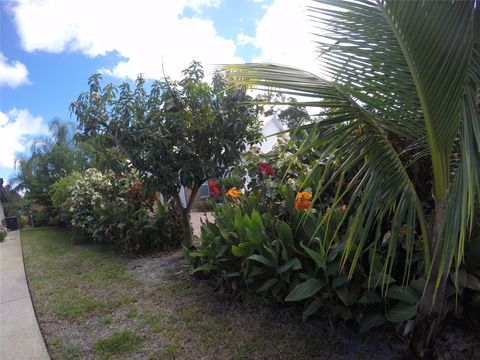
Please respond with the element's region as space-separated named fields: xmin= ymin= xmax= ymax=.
xmin=0 ymin=53 xmax=30 ymax=88
xmin=237 ymin=32 xmax=255 ymax=46
xmin=247 ymin=0 xmax=320 ymax=76
xmin=0 ymin=109 xmax=49 ymax=168
xmin=9 ymin=0 xmax=240 ymax=80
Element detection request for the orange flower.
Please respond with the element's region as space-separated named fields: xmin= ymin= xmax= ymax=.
xmin=339 ymin=204 xmax=347 ymax=214
xmin=295 ymin=192 xmax=312 ymax=210
xmin=226 ymin=187 xmax=241 ymax=198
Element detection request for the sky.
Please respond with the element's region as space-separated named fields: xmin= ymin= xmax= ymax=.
xmin=0 ymin=0 xmax=319 ymax=183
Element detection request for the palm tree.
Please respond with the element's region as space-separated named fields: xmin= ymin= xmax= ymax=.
xmin=227 ymin=0 xmax=479 ymax=356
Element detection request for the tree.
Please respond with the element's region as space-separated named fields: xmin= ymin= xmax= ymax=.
xmin=12 ymin=119 xmax=88 ymax=210
xmin=227 ymin=0 xmax=479 ymax=356
xmin=264 ymin=94 xmax=313 ymax=128
xmin=71 ymin=61 xmax=262 ymax=247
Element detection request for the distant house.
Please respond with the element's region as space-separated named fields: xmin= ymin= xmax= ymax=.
xmin=184 ymin=115 xmax=284 ymax=211
xmin=0 ymin=178 xmax=7 ymax=225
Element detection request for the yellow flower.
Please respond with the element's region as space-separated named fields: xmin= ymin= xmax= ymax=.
xmin=226 ymin=187 xmax=241 ymax=198
xmin=295 ymin=192 xmax=312 ymax=210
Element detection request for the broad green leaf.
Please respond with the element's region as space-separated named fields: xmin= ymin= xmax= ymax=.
xmin=222 ymin=272 xmax=241 ymax=278
xmin=386 ymin=302 xmax=417 ymax=323
xmin=386 ymin=286 xmax=419 ymax=305
xmin=231 ymin=244 xmax=250 ymax=257
xmin=251 ymin=209 xmax=263 ymax=228
xmin=192 ymin=264 xmax=216 ymax=273
xmin=246 ymin=228 xmax=262 ymax=245
xmin=360 ymin=313 xmax=385 ymax=333
xmin=332 ymin=274 xmax=349 ymax=289
xmin=409 ymin=278 xmax=426 ymax=294
xmin=257 ymin=278 xmax=279 ymax=293
xmin=335 ymin=286 xmax=360 ymax=306
xmin=300 ymin=242 xmax=325 ymax=269
xmin=303 ymin=298 xmax=322 ymax=320
xmin=285 ymin=279 xmax=325 ymax=302
xmin=277 ymin=257 xmax=302 ymax=274
xmin=247 ymin=254 xmax=276 ymax=268
xmin=278 ymin=222 xmax=294 ymax=246
xmin=466 ymin=274 xmax=480 ymax=291
xmin=358 ymin=291 xmax=381 ymax=305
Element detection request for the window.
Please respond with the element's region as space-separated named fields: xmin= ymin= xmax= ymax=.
xmin=199 ymin=182 xmax=210 ymax=198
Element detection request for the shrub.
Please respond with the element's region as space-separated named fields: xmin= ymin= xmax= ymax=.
xmin=63 ymin=168 xmax=183 ymax=254
xmin=187 ymin=155 xmax=460 ymax=332
xmin=50 ymin=172 xmax=83 ymax=226
xmin=0 ymin=225 xmax=7 ymax=241
xmin=31 ymin=204 xmax=51 ymax=227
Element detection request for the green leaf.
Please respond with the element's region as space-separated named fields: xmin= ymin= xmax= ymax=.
xmin=277 ymin=257 xmax=302 ymax=274
xmin=409 ymin=278 xmax=426 ymax=294
xmin=335 ymin=286 xmax=360 ymax=306
xmin=246 ymin=228 xmax=262 ymax=245
xmin=257 ymin=278 xmax=279 ymax=293
xmin=278 ymin=222 xmax=294 ymax=246
xmin=303 ymin=298 xmax=322 ymax=320
xmin=332 ymin=274 xmax=349 ymax=289
xmin=385 ymin=302 xmax=417 ymax=323
xmin=360 ymin=313 xmax=385 ymax=334
xmin=222 ymin=272 xmax=241 ymax=278
xmin=231 ymin=243 xmax=250 ymax=257
xmin=358 ymin=291 xmax=381 ymax=305
xmin=300 ymin=242 xmax=325 ymax=269
xmin=192 ymin=264 xmax=216 ymax=273
xmin=285 ymin=279 xmax=325 ymax=302
xmin=466 ymin=274 xmax=480 ymax=291
xmin=386 ymin=286 xmax=419 ymax=305
xmin=247 ymin=254 xmax=276 ymax=268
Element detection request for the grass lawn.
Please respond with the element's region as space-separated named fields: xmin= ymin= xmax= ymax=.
xmin=21 ymin=227 xmax=406 ymax=359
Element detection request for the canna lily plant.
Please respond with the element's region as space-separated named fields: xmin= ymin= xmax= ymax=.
xmin=226 ymin=0 xmax=479 ymax=356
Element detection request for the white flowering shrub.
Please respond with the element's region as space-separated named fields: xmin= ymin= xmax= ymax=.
xmin=0 ymin=225 xmax=8 ymax=241
xmin=66 ymin=168 xmax=115 ymax=239
xmin=63 ymin=168 xmax=183 ymax=254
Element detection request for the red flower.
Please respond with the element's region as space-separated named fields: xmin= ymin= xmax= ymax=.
xmin=211 ymin=187 xmax=221 ymax=197
xmin=258 ymin=162 xmax=273 ymax=176
xmin=208 ymin=180 xmax=221 ymax=197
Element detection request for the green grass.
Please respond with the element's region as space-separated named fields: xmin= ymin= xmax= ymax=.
xmin=93 ymin=331 xmax=144 ymax=359
xmin=22 ymin=227 xmax=391 ymax=359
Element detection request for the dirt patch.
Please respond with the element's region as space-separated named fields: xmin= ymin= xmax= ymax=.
xmin=128 ymin=251 xmax=191 ymax=284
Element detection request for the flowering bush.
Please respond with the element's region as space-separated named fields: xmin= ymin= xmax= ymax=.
xmin=66 ymin=168 xmax=114 ymax=239
xmin=63 ymin=168 xmax=182 ymax=254
xmin=0 ymin=225 xmax=7 ymax=241
xmin=187 ymin=137 xmax=449 ymax=333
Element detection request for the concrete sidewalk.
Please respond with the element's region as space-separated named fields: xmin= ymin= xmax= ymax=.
xmin=0 ymin=230 xmax=49 ymax=360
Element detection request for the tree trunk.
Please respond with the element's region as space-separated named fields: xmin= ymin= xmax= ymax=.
xmin=180 ymin=208 xmax=193 ymax=248
xmin=410 ymin=200 xmax=449 ymax=358
xmin=173 ymin=185 xmax=200 ymax=248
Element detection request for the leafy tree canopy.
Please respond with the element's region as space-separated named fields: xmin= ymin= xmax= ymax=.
xmin=71 ymin=61 xmax=263 ymax=245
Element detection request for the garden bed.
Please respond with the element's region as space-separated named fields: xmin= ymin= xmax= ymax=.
xmin=22 ymin=227 xmax=478 ymax=359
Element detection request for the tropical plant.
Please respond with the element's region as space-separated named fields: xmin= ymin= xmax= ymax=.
xmin=188 ymin=175 xmax=440 ymax=333
xmin=226 ymin=0 xmax=479 ymax=356
xmin=11 ymin=119 xmax=88 ymax=222
xmin=71 ymin=61 xmax=262 ymax=247
xmin=0 ymin=225 xmax=7 ymax=242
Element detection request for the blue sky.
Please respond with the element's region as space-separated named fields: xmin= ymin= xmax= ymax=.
xmin=0 ymin=0 xmax=317 ymax=183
